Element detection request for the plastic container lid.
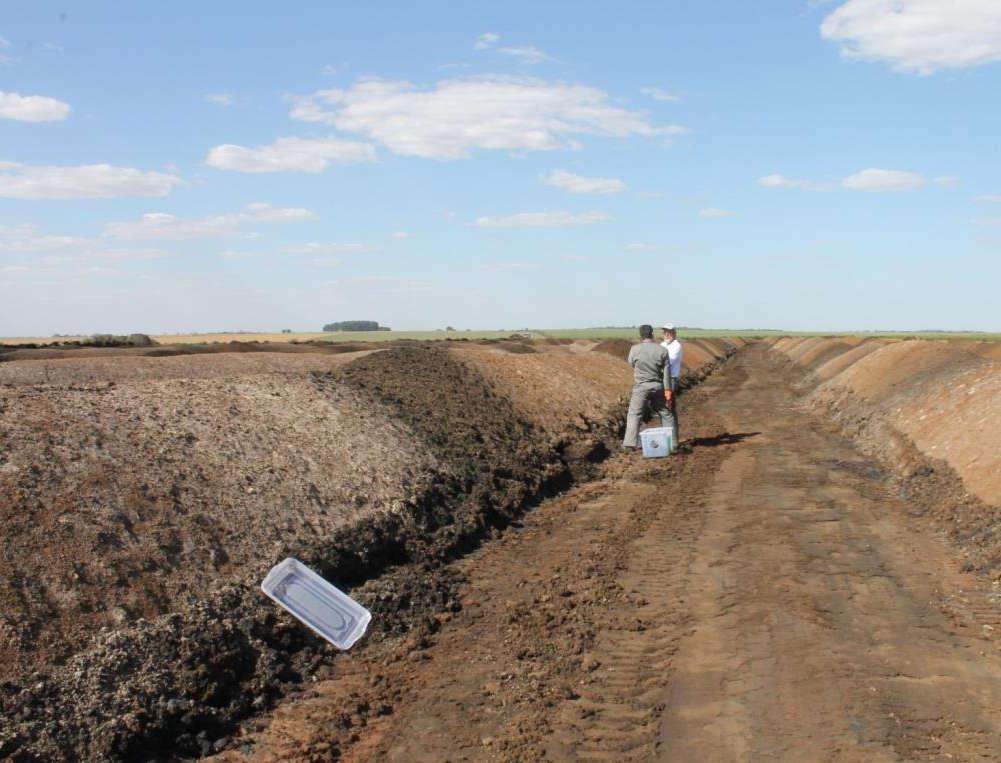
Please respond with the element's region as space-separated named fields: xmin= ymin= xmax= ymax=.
xmin=261 ymin=557 xmax=371 ymax=650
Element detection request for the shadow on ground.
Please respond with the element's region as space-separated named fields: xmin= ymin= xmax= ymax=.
xmin=687 ymin=431 xmax=761 ymax=449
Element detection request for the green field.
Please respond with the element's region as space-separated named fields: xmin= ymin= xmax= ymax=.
xmin=534 ymin=328 xmax=1001 ymax=342
xmin=4 ymin=327 xmax=1000 ymax=347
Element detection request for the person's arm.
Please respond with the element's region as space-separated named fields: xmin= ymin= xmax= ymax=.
xmin=662 ymin=348 xmax=674 ymax=402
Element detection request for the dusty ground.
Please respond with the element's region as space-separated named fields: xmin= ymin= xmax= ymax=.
xmin=207 ymin=345 xmax=1001 ymax=761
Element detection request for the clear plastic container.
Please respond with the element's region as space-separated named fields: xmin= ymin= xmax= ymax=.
xmin=640 ymin=426 xmax=673 ymax=458
xmin=261 ymin=557 xmax=371 ymax=649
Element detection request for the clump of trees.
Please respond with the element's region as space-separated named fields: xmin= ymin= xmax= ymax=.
xmin=322 ymin=321 xmax=390 ymax=332
xmin=77 ymin=334 xmax=157 ymax=347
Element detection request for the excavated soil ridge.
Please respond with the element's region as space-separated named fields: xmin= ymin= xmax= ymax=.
xmin=0 ymin=342 xmax=737 ymax=761
xmin=766 ymin=338 xmax=1001 ymax=579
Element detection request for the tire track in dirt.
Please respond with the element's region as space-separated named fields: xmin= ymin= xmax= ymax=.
xmin=542 ymin=475 xmax=707 ymax=761
xmin=655 ymin=347 xmax=1001 ymax=761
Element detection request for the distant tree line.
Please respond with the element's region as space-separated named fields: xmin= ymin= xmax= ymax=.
xmin=322 ymin=321 xmax=390 ymax=332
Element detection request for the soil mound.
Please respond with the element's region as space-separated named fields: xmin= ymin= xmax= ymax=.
xmin=769 ymin=336 xmax=1001 ymax=576
xmin=591 ymin=338 xmax=632 ymax=359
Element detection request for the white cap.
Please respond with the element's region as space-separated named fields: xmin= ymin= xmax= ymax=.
xmin=661 ymin=322 xmax=675 ymax=331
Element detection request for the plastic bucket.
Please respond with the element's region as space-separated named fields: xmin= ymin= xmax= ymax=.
xmin=640 ymin=426 xmax=673 ymax=458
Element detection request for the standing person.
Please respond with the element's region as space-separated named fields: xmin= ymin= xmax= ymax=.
xmin=622 ymin=324 xmax=673 ymax=451
xmin=661 ymin=323 xmax=683 ymax=443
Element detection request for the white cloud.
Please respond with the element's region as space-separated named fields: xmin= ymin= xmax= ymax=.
xmin=841 ymin=168 xmax=925 ymax=192
xmin=289 ymin=76 xmax=682 ymax=159
xmin=104 ymin=202 xmax=314 ymax=240
xmin=0 ymin=224 xmax=88 ymax=252
xmin=0 ymin=91 xmax=71 ymax=122
xmin=474 ymin=33 xmax=500 ymax=50
xmin=976 ymin=195 xmax=1001 ymax=203
xmin=0 ymin=162 xmax=182 ymax=199
xmin=623 ymin=243 xmax=660 ymax=252
xmin=699 ymin=207 xmax=735 ymax=218
xmin=821 ymin=0 xmax=1001 ymax=74
xmin=934 ymin=175 xmax=960 ymax=189
xmin=206 ymin=136 xmax=376 ymax=173
xmin=474 ymin=211 xmax=611 ymax=228
xmin=282 ymin=242 xmax=376 ymax=254
xmin=322 ymin=62 xmax=348 ymax=76
xmin=36 ymin=248 xmax=167 ymax=266
xmin=972 ymin=217 xmax=1001 ymax=226
xmin=204 ymin=93 xmax=232 ymax=106
xmin=497 ymin=45 xmax=550 ymax=64
xmin=758 ymin=173 xmax=828 ymax=191
xmin=640 ymin=87 xmax=680 ymax=103
xmin=482 ymin=262 xmax=541 ymax=273
xmin=542 ymin=169 xmax=626 ymax=194
xmin=309 ymin=258 xmax=342 ymax=267
xmin=0 ymin=223 xmax=172 ymax=268
xmin=392 ymin=231 xmax=409 ymax=239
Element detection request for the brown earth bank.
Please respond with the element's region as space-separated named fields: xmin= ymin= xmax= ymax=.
xmin=206 ymin=343 xmax=1001 ymax=762
xmin=0 ymin=338 xmax=739 ymax=761
xmin=765 ymin=336 xmax=1001 ymax=577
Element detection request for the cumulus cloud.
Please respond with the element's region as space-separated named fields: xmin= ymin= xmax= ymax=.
xmin=204 ymin=93 xmax=232 ymax=106
xmin=206 ymin=136 xmax=376 ymax=173
xmin=0 ymin=91 xmax=70 ymax=121
xmin=640 ymin=87 xmax=680 ymax=103
xmin=699 ymin=208 xmax=735 ymax=218
xmin=758 ymin=173 xmax=828 ymax=191
xmin=542 ymin=169 xmax=626 ymax=194
xmin=289 ymin=77 xmax=682 ymax=159
xmin=474 ymin=32 xmax=500 ymax=50
xmin=474 ymin=211 xmax=611 ymax=228
xmin=820 ymin=0 xmax=1001 ymax=74
xmin=282 ymin=242 xmax=376 ymax=254
xmin=104 ymin=202 xmax=314 ymax=240
xmin=841 ymin=168 xmax=925 ymax=192
xmin=497 ymin=45 xmax=550 ymax=64
xmin=0 ymin=162 xmax=182 ymax=199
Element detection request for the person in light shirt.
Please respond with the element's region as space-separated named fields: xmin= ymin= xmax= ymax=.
xmin=622 ymin=324 xmax=673 ymax=452
xmin=661 ymin=323 xmax=683 ymax=443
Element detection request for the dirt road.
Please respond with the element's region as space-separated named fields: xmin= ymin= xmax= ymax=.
xmin=219 ymin=345 xmax=1001 ymax=761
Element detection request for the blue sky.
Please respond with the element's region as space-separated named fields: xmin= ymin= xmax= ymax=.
xmin=2 ymin=0 xmax=1000 ymax=335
